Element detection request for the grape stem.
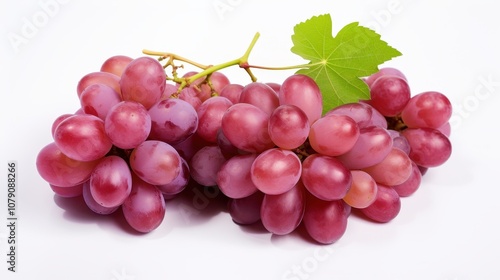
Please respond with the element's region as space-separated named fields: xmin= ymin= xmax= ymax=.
xmin=142 ymin=32 xmax=312 ymax=90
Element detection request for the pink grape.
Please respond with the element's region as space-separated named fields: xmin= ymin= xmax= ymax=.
xmin=179 ymin=87 xmax=202 ymax=110
xmin=129 ymin=140 xmax=181 ymax=185
xmin=53 ymin=114 xmax=113 ymax=162
xmin=221 ymin=103 xmax=274 ymax=153
xmin=343 ymin=170 xmax=378 ymax=209
xmin=228 ymin=191 xmax=264 ymax=225
xmin=161 ymin=83 xmax=179 ymax=100
xmin=36 ymin=142 xmax=99 ymax=187
xmin=309 ymin=114 xmax=359 ymax=156
xmin=120 ymin=56 xmax=166 ymax=109
xmin=337 ymin=126 xmax=393 ymax=169
xmin=250 ymin=148 xmax=302 ymax=195
xmin=401 ymin=128 xmax=452 ymax=167
xmin=219 ymin=84 xmax=244 ymax=104
xmin=360 ymin=184 xmax=401 ymax=223
xmin=401 ymin=91 xmax=452 ymax=129
xmin=217 ymin=154 xmax=258 ymax=199
xmin=303 ymin=195 xmax=350 ymax=244
xmin=196 ymin=96 xmax=233 ymax=143
xmin=365 ymin=67 xmax=407 ymax=88
xmin=363 ymin=148 xmax=412 ymax=186
xmin=148 ymin=98 xmax=198 ymax=145
xmin=260 ymin=183 xmax=305 ymax=235
xmin=100 ymin=55 xmax=133 ymax=77
xmin=49 ymin=183 xmax=84 ymax=198
xmin=82 ymin=181 xmax=119 ymax=215
xmin=51 ymin=114 xmax=73 ymax=137
xmin=437 ymin=122 xmax=451 ymax=137
xmin=190 ymin=145 xmax=227 ymax=187
xmin=391 ymin=161 xmax=422 ymax=197
xmin=268 ymin=104 xmax=310 ymax=150
xmin=279 ymin=74 xmax=323 ymax=125
xmin=89 ymin=155 xmax=132 ymax=208
xmin=77 ymin=71 xmax=121 ymax=98
xmin=216 ymin=128 xmax=240 ymax=159
xmin=388 ymin=130 xmax=411 ymax=154
xmin=80 ymin=84 xmax=122 ymax=120
xmin=239 ymin=82 xmax=279 ymax=115
xmin=368 ymin=75 xmax=411 ymax=117
xmin=266 ymin=82 xmax=281 ymax=94
xmin=122 ymin=175 xmax=166 ymax=233
xmin=207 ymin=71 xmax=231 ymax=94
xmin=301 ymin=154 xmax=352 ymax=201
xmin=156 ymin=158 xmax=190 ymax=196
xmin=105 ymin=101 xmax=151 ymax=149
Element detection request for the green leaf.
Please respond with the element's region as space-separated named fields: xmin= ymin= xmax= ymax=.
xmin=291 ymin=14 xmax=402 ymax=113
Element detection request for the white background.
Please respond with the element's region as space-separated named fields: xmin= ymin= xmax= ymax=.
xmin=1 ymin=0 xmax=499 ymax=279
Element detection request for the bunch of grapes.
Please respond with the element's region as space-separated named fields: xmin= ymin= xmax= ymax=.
xmin=36 ymin=54 xmax=452 ymax=244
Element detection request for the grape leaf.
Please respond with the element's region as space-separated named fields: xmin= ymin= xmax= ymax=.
xmin=291 ymin=14 xmax=402 ymax=113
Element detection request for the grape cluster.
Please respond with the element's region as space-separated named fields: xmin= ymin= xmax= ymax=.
xmin=36 ymin=55 xmax=452 ymax=243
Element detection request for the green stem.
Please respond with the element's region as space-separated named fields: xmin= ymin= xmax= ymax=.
xmin=186 ymin=32 xmax=262 ymax=85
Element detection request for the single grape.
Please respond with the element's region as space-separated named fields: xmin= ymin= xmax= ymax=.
xmin=120 ymin=56 xmax=166 ymax=109
xmin=391 ymin=161 xmax=422 ymax=197
xmin=279 ymin=74 xmax=323 ymax=125
xmin=251 ymin=148 xmax=302 ymax=195
xmin=401 ymin=91 xmax=452 ymax=129
xmin=308 ymin=114 xmax=360 ymax=156
xmin=265 ymin=82 xmax=281 ymax=94
xmin=239 ymin=82 xmax=279 ymax=115
xmin=80 ymin=84 xmax=122 ymax=120
xmin=221 ymin=103 xmax=274 ymax=153
xmin=362 ymin=148 xmax=413 ymax=186
xmin=207 ymin=71 xmax=231 ymax=94
xmin=129 ymin=140 xmax=181 ymax=186
xmin=303 ymin=195 xmax=350 ymax=244
xmin=51 ymin=114 xmax=74 ymax=137
xmin=161 ymin=83 xmax=179 ymax=100
xmin=336 ymin=126 xmax=393 ymax=169
xmin=105 ymin=101 xmax=151 ymax=150
xmin=172 ymin=133 xmax=210 ymax=162
xmin=148 ymin=98 xmax=198 ymax=145
xmin=216 ymin=128 xmax=240 ymax=159
xmin=367 ymin=75 xmax=411 ymax=117
xmin=217 ymin=154 xmax=258 ymax=199
xmin=82 ymin=180 xmax=119 ymax=215
xmin=268 ymin=104 xmax=310 ymax=150
xmin=219 ymin=84 xmax=244 ymax=104
xmin=196 ymin=96 xmax=233 ymax=143
xmin=228 ymin=191 xmax=264 ymax=225
xmin=387 ymin=129 xmax=410 ymax=154
xmin=365 ymin=67 xmax=407 ymax=88
xmin=179 ymin=87 xmax=202 ymax=110
xmin=360 ymin=184 xmax=401 ymax=223
xmin=100 ymin=55 xmax=133 ymax=77
xmin=437 ymin=122 xmax=451 ymax=137
xmin=53 ymin=114 xmax=113 ymax=162
xmin=36 ymin=142 xmax=99 ymax=187
xmin=301 ymin=154 xmax=352 ymax=201
xmin=122 ymin=175 xmax=166 ymax=233
xmin=77 ymin=71 xmax=121 ymax=98
xmin=156 ymin=157 xmax=190 ymax=196
xmin=190 ymin=145 xmax=227 ymax=187
xmin=89 ymin=155 xmax=132 ymax=208
xmin=49 ymin=183 xmax=84 ymax=198
xmin=325 ymin=102 xmax=372 ymax=128
xmin=342 ymin=170 xmax=378 ymax=209
xmin=326 ymin=102 xmax=386 ymax=129
xmin=260 ymin=182 xmax=305 ymax=235
xmin=401 ymin=127 xmax=452 ymax=167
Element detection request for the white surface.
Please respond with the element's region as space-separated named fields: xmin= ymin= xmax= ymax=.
xmin=1 ymin=0 xmax=499 ymax=279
